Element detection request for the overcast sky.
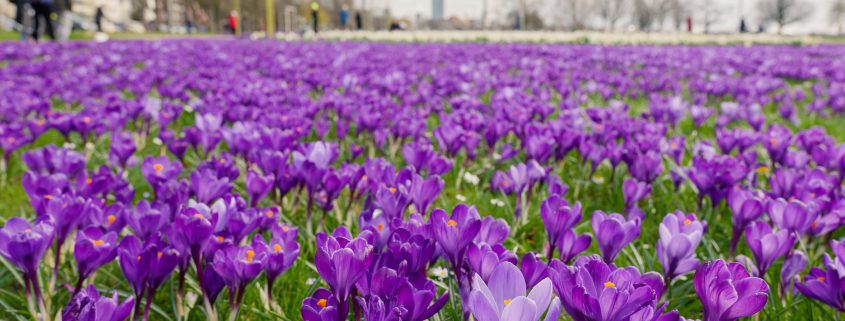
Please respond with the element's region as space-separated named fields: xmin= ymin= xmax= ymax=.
xmin=364 ymin=0 xmax=839 ymax=34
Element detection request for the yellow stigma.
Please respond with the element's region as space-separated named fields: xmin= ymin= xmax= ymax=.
xmin=274 ymin=244 xmax=283 ymax=253
xmin=246 ymin=250 xmax=256 ymax=263
xmin=43 ymin=194 xmax=53 ymax=200
xmin=756 ymin=166 xmax=769 ymax=174
xmin=503 ymin=299 xmax=512 ymax=305
xmin=107 ymin=215 xmax=117 ymax=225
xmin=193 ymin=213 xmax=204 ymax=219
xmin=316 ymin=298 xmax=327 ymax=308
xmin=377 ymin=223 xmax=384 ymax=232
xmin=818 ymin=276 xmax=826 ymax=282
xmin=282 ymin=225 xmax=290 ymax=232
xmin=93 ymin=239 xmax=105 ymax=246
xmin=604 ymin=281 xmax=616 ymax=288
xmin=83 ymin=116 xmax=91 ymax=123
xmin=154 ymin=164 xmax=163 ymax=172
xmin=389 ymin=187 xmax=397 ymax=194
xmin=157 ymin=251 xmax=163 ymax=259
xmin=769 ymin=138 xmax=778 ymax=146
xmin=447 ymin=220 xmax=457 ymax=227
xmin=683 ymin=219 xmax=692 ymax=225
xmin=266 ymin=210 xmax=274 ymax=218
xmin=85 ymin=178 xmax=92 ymax=185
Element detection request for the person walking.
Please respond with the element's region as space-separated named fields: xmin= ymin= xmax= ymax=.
xmin=354 ymin=11 xmax=362 ymax=30
xmin=310 ymin=2 xmax=319 ymax=34
xmin=95 ymin=6 xmax=104 ymax=32
xmin=31 ymin=0 xmax=55 ymax=41
xmin=12 ymin=0 xmax=31 ymax=40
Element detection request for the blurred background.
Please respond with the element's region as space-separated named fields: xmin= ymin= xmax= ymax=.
xmin=0 ymin=0 xmax=840 ymax=40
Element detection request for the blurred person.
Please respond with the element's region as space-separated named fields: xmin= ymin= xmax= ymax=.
xmin=95 ymin=6 xmax=104 ymax=32
xmin=228 ymin=10 xmax=238 ymax=34
xmin=340 ymin=5 xmax=349 ymax=29
xmin=31 ymin=0 xmax=55 ymax=41
xmin=311 ymin=2 xmax=319 ymax=33
xmin=12 ymin=0 xmax=32 ymax=40
xmin=355 ymin=11 xmax=362 ymax=30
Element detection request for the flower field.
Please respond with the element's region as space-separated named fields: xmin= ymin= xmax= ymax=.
xmin=2 ymin=40 xmax=845 ymax=321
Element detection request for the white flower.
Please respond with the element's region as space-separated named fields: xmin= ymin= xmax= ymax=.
xmin=63 ymin=142 xmax=77 ymax=150
xmin=456 ymin=194 xmax=467 ymax=202
xmin=592 ymin=175 xmax=605 ymax=184
xmin=463 ymin=172 xmax=480 ymax=186
xmin=490 ymin=199 xmax=505 ymax=207
xmin=431 ymin=266 xmax=449 ymax=279
xmin=152 ymin=137 xmax=163 ymax=146
xmin=306 ymin=278 xmax=318 ymax=286
xmin=142 ymin=192 xmax=151 ymax=199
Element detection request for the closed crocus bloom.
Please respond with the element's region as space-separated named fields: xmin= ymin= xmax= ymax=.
xmin=467 ymin=244 xmax=518 ymax=283
xmin=407 ymin=173 xmax=444 ymax=216
xmin=190 ymin=168 xmax=232 ymax=204
xmin=429 ymin=204 xmax=481 ymax=276
xmin=117 ymin=236 xmax=148 ymax=297
xmin=520 ymin=253 xmax=550 ymax=289
xmin=540 ymin=195 xmax=581 ymax=250
xmin=694 ymin=260 xmax=769 ymax=321
xmin=769 ymin=168 xmax=800 ymax=199
xmin=555 ymin=229 xmax=592 ymax=264
xmin=62 ymin=285 xmax=134 ymax=321
xmin=475 ymin=216 xmax=510 ymax=246
xmin=549 ymin=256 xmax=659 ymax=321
xmin=314 ymin=227 xmax=373 ymax=319
xmin=781 ymin=251 xmax=807 ymax=293
xmin=592 ymin=211 xmax=641 ymax=263
xmin=173 ymin=207 xmax=215 ymax=260
xmin=468 ymin=261 xmax=559 ymax=321
xmin=109 ymin=130 xmax=136 ymax=168
xmin=745 ymin=221 xmax=795 ymax=277
xmin=727 ymin=188 xmax=765 ymax=256
xmin=767 ymin=198 xmax=817 ymax=235
xmin=623 ymin=178 xmax=651 ymax=209
xmin=126 ymin=201 xmax=169 ymax=241
xmin=246 ymin=170 xmax=274 ymax=207
xmin=0 ymin=217 xmax=54 ymax=275
xmin=657 ymin=211 xmax=704 ymax=281
xmin=629 ymin=151 xmax=663 ymax=184
xmin=141 ymin=156 xmax=182 ymax=188
xmin=74 ymin=227 xmax=119 ymax=283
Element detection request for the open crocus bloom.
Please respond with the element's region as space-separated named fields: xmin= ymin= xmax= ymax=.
xmin=469 ymin=261 xmax=560 ymax=321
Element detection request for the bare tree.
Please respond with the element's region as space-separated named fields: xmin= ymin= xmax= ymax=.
xmin=758 ymin=0 xmax=813 ymax=34
xmin=559 ymin=0 xmax=591 ymax=30
xmin=697 ymin=0 xmax=724 ymax=33
xmin=832 ymin=0 xmax=845 ymax=35
xmin=633 ymin=0 xmax=671 ymax=31
xmin=595 ymin=0 xmax=626 ymax=31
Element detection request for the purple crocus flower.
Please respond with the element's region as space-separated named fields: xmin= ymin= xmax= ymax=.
xmin=474 ymin=216 xmax=510 ymax=247
xmin=246 ymin=170 xmax=275 ymax=207
xmin=767 ymin=198 xmax=817 ymax=235
xmin=540 ymin=195 xmax=580 ymax=257
xmin=0 ymin=217 xmax=54 ymax=276
xmin=555 ymin=229 xmax=592 ymax=264
xmin=468 ymin=261 xmax=560 ymax=321
xmin=745 ymin=221 xmax=795 ymax=277
xmin=694 ymin=259 xmax=769 ymax=321
xmin=629 ymin=151 xmax=663 ymax=184
xmin=467 ymin=244 xmax=518 ymax=283
xmin=623 ymin=178 xmax=651 ymax=210
xmin=549 ymin=255 xmax=660 ymax=321
xmin=252 ymin=223 xmax=300 ymax=301
xmin=592 ymin=211 xmax=641 ymax=263
xmin=211 ymin=243 xmax=266 ymax=308
xmin=62 ymin=285 xmax=135 ymax=321
xmin=73 ymin=227 xmax=119 ymax=292
xmin=429 ymin=204 xmax=482 ymax=279
xmin=109 ymin=130 xmax=136 ymax=169
xmin=520 ymin=253 xmax=550 ymax=289
xmin=314 ymin=227 xmax=374 ymax=319
xmin=141 ymin=156 xmax=182 ymax=189
xmin=657 ymin=211 xmax=704 ymax=281
xmin=781 ymin=251 xmax=807 ymax=293
xmin=190 ymin=168 xmax=232 ymax=204
xmin=301 ymin=288 xmax=339 ymax=321
xmin=126 ymin=201 xmax=170 ymax=241
xmin=727 ymin=188 xmax=765 ymax=256
xmin=407 ymin=173 xmax=444 ymax=216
